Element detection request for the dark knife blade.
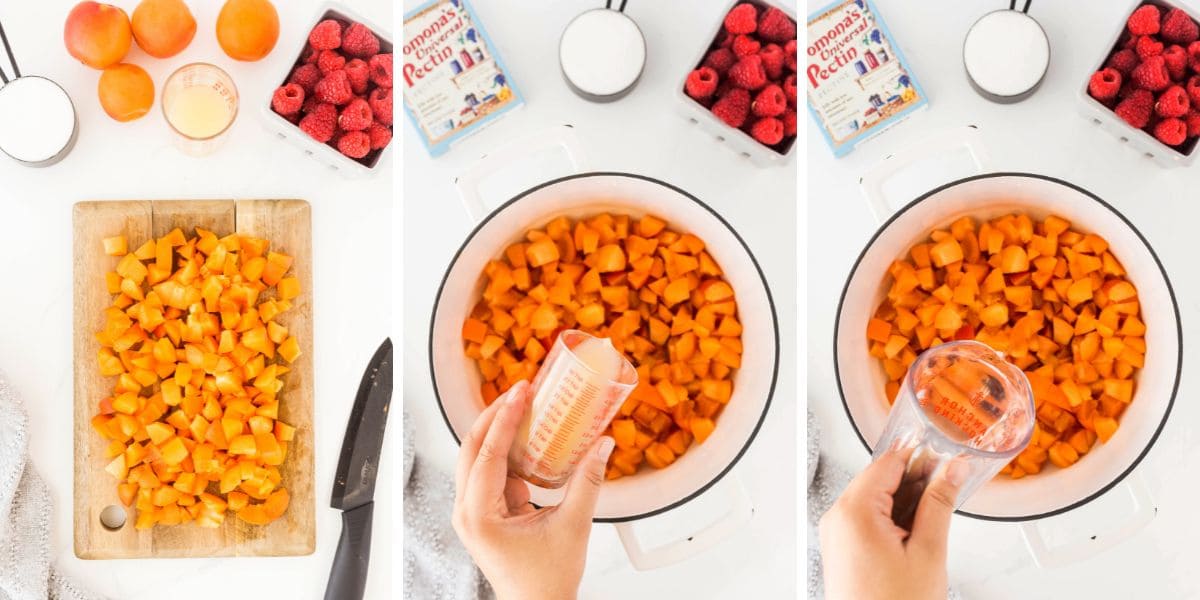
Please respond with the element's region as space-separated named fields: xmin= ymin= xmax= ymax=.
xmin=331 ymin=337 xmax=393 ymax=510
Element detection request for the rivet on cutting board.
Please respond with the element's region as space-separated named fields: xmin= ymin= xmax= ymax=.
xmin=99 ymin=505 xmax=127 ymax=531
xmin=559 ymin=7 xmax=647 ymax=102
xmin=963 ymin=7 xmax=1050 ymax=104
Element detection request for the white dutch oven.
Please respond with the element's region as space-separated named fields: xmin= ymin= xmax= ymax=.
xmin=429 ymin=127 xmax=779 ymax=569
xmin=834 ymin=128 xmax=1181 ymax=566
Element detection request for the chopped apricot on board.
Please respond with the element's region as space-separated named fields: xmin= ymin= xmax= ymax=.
xmin=464 ymin=213 xmax=740 ymax=479
xmin=91 ymin=228 xmax=301 ymax=528
xmin=869 ymin=213 xmax=1142 ymax=479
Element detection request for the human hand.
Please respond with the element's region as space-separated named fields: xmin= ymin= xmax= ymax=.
xmin=452 ymin=380 xmax=616 ymax=600
xmin=818 ymin=448 xmax=966 ymax=600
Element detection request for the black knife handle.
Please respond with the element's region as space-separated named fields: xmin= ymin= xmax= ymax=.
xmin=324 ymin=502 xmax=374 ymax=600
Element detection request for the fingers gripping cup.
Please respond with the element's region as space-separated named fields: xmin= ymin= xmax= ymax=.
xmin=509 ymin=330 xmax=638 ymax=489
xmin=874 ymin=340 xmax=1034 ymax=530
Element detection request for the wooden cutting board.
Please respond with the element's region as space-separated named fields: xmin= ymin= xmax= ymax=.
xmin=72 ymin=200 xmax=315 ymax=559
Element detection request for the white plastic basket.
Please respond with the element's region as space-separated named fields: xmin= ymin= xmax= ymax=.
xmin=259 ymin=1 xmax=393 ymax=177
xmin=675 ymin=0 xmax=797 ymax=167
xmin=1078 ymin=0 xmax=1200 ymax=168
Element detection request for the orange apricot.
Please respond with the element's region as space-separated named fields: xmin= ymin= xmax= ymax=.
xmin=216 ymin=0 xmax=279 ymax=62
xmin=64 ymin=1 xmax=132 ymax=69
xmin=98 ymin=63 xmax=155 ymax=122
xmin=132 ymin=0 xmax=196 ymax=58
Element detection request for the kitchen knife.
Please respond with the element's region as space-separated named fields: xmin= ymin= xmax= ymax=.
xmin=324 ymin=338 xmax=393 ymax=600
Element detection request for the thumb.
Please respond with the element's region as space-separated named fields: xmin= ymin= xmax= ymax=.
xmin=557 ymin=436 xmax=615 ymax=524
xmin=907 ymin=459 xmax=967 ymax=560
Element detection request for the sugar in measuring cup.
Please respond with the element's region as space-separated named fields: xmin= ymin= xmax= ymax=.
xmin=509 ymin=330 xmax=638 ymax=488
xmin=874 ymin=340 xmax=1034 ymax=530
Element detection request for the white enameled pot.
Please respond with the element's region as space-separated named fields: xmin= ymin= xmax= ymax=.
xmin=835 ymin=127 xmax=1181 ymax=566
xmin=429 ymin=127 xmax=779 ymax=569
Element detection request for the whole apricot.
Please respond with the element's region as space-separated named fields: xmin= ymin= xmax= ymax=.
xmin=98 ymin=63 xmax=155 ymax=122
xmin=132 ymin=0 xmax=196 ymax=58
xmin=216 ymin=0 xmax=279 ymax=62
xmin=64 ymin=2 xmax=132 ymax=69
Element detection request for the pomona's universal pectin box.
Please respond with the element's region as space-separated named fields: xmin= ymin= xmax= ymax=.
xmin=402 ymin=0 xmax=523 ymax=156
xmin=806 ymin=0 xmax=926 ymax=156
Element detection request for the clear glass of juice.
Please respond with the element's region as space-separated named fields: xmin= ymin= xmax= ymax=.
xmin=508 ymin=330 xmax=638 ymax=489
xmin=161 ymin=63 xmax=238 ymax=156
xmin=874 ymin=340 xmax=1035 ymax=530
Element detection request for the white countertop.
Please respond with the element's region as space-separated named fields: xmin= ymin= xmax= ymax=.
xmin=0 ymin=0 xmax=393 ymax=598
xmin=402 ymin=0 xmax=798 ymax=597
xmin=808 ymin=0 xmax=1200 ymax=597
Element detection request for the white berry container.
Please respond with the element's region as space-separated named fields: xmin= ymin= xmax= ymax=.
xmin=1078 ymin=0 xmax=1200 ymax=168
xmin=260 ymin=1 xmax=393 ymax=178
xmin=675 ymin=0 xmax=797 ymax=167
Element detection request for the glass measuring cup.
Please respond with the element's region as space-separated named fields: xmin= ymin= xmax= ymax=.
xmin=161 ymin=63 xmax=238 ymax=156
xmin=509 ymin=330 xmax=638 ymax=488
xmin=874 ymin=340 xmax=1034 ymax=530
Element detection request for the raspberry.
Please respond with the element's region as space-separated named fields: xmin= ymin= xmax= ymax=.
xmin=1186 ymin=110 xmax=1200 ymax=135
xmin=752 ymin=84 xmax=787 ymax=117
xmin=1088 ymin=68 xmax=1122 ymax=101
xmin=1115 ymin=89 xmax=1154 ymax=127
xmin=369 ymin=53 xmax=393 ymax=88
xmin=760 ymin=44 xmax=785 ymax=80
xmin=1154 ymin=116 xmax=1188 ymax=144
xmin=1162 ymin=8 xmax=1199 ymax=44
xmin=302 ymin=95 xmax=319 ymax=114
xmin=337 ymin=130 xmax=371 ymax=158
xmin=1157 ymin=84 xmax=1190 ymax=116
xmin=1189 ymin=41 xmax=1200 ymax=73
xmin=318 ymin=49 xmax=346 ymax=75
xmin=338 ymin=97 xmax=373 ymax=131
xmin=1135 ymin=35 xmax=1164 ymax=60
xmin=703 ymin=48 xmax=737 ymax=74
xmin=299 ymin=102 xmax=337 ymax=142
xmin=289 ymin=63 xmax=322 ymax=93
xmin=1188 ymin=75 xmax=1200 ymax=104
xmin=1132 ymin=55 xmax=1171 ymax=90
xmin=368 ymin=87 xmax=393 ymax=126
xmin=750 ymin=117 xmax=784 ymax=145
xmin=724 ymin=3 xmax=757 ymax=35
xmin=711 ymin=87 xmax=751 ymax=127
xmin=271 ymin=83 xmax=305 ymax=116
xmin=715 ymin=30 xmax=733 ymax=49
xmin=732 ymin=34 xmax=760 ymax=58
xmin=342 ymin=23 xmax=380 ymax=59
xmin=728 ymin=54 xmax=767 ymax=90
xmin=784 ymin=39 xmax=797 ymax=72
xmin=300 ymin=45 xmax=319 ymax=65
xmin=1165 ymin=44 xmax=1189 ymax=80
xmin=757 ymin=7 xmax=796 ymax=43
xmin=784 ymin=73 xmax=797 ymax=106
xmin=1106 ymin=48 xmax=1139 ymax=76
xmin=309 ymin=19 xmax=342 ymax=51
xmin=315 ymin=70 xmax=353 ymax=105
xmin=782 ymin=110 xmax=796 ymax=137
xmin=685 ymin=67 xmax=719 ymax=99
xmin=367 ymin=123 xmax=392 ymax=150
xmin=345 ymin=58 xmax=370 ymax=94
xmin=1128 ymin=5 xmax=1161 ymax=36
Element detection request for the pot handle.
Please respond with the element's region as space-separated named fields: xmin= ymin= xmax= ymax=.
xmin=454 ymin=124 xmax=588 ymax=223
xmin=613 ymin=471 xmax=753 ymax=571
xmin=1018 ymin=471 xmax=1156 ymax=568
xmin=858 ymin=125 xmax=991 ymax=223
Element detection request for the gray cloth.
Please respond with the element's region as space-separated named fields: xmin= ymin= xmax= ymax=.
xmin=807 ymin=411 xmax=961 ymax=600
xmin=403 ymin=412 xmax=493 ymax=600
xmin=1 ymin=373 xmax=101 ymax=600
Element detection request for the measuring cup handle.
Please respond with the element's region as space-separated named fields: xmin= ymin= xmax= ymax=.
xmin=1018 ymin=471 xmax=1156 ymax=568
xmin=453 ymin=124 xmax=588 ymax=223
xmin=858 ymin=125 xmax=991 ymax=224
xmin=613 ymin=472 xmax=753 ymax=571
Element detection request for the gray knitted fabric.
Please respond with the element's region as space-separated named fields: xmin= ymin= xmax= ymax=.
xmin=0 ymin=373 xmax=102 ymax=600
xmin=403 ymin=412 xmax=493 ymax=600
xmin=807 ymin=411 xmax=961 ymax=600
